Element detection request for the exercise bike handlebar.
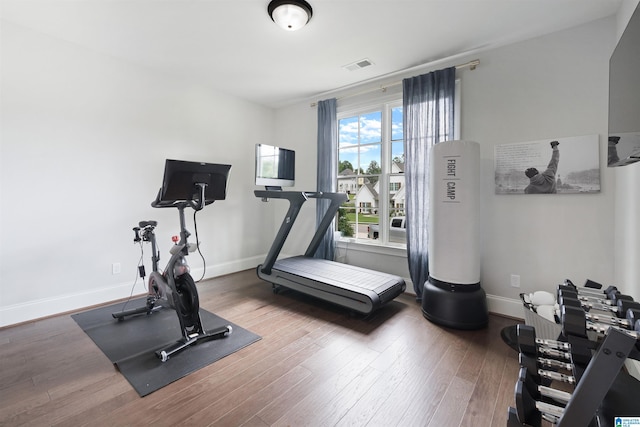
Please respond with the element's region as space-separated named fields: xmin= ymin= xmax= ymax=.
xmin=139 ymin=220 xmax=158 ymax=228
xmin=151 ymin=183 xmax=211 ymax=211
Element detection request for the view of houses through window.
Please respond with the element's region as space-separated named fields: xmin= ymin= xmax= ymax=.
xmin=337 ymin=102 xmax=406 ymax=246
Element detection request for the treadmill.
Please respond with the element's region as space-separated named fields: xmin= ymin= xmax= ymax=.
xmin=255 ymin=190 xmax=406 ymax=315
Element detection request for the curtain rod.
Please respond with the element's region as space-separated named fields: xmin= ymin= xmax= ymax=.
xmin=310 ymin=59 xmax=479 ymax=107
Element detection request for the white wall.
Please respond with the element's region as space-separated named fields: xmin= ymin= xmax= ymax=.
xmin=468 ymin=17 xmax=618 ymax=315
xmin=269 ymin=102 xmax=319 ymax=257
xmin=275 ymin=16 xmax=621 ymax=317
xmin=0 ymin=21 xmax=276 ymax=326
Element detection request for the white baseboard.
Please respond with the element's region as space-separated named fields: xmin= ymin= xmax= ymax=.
xmin=0 ymin=255 xmax=265 ymax=328
xmin=486 ymin=294 xmax=525 ymax=319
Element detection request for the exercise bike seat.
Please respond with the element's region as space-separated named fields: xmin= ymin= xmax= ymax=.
xmin=139 ymin=220 xmax=158 ymax=228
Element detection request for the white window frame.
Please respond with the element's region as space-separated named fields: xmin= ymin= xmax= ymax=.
xmin=337 ymin=99 xmax=403 ymax=247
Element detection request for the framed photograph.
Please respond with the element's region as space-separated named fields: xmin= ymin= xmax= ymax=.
xmin=494 ymin=135 xmax=600 ymax=195
xmin=608 ymin=132 xmax=640 ymax=167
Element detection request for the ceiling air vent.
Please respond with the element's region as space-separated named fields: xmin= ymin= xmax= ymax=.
xmin=343 ymin=58 xmax=374 ymax=71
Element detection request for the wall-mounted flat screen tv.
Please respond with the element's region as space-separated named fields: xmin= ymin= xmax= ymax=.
xmin=255 ymin=144 xmax=295 ymax=188
xmin=608 ymin=3 xmax=640 ymax=167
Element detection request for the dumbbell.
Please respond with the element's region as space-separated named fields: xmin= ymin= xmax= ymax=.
xmin=515 ymin=374 xmax=567 ymax=427
xmin=570 ymin=305 xmax=640 ymax=330
xmin=516 ymin=324 xmax=572 ymax=361
xmin=558 ymin=294 xmax=640 ymax=319
xmin=558 ymin=287 xmax=634 ymax=309
xmin=519 ymin=352 xmax=573 ymax=373
xmin=560 ymin=294 xmax=640 ymax=326
xmin=558 ymin=287 xmax=633 ymax=307
xmin=556 ymin=286 xmax=633 ymax=305
xmin=558 ymin=282 xmax=617 ymax=296
xmin=519 ymin=353 xmax=577 ymax=385
xmin=519 ymin=351 xmax=575 ymax=378
xmin=558 ymin=280 xmax=637 ymax=315
xmin=559 ymin=278 xmax=617 ymax=297
xmin=516 ymin=323 xmax=598 ymax=380
xmin=518 ymin=366 xmax=572 ymax=405
xmin=559 ymin=292 xmax=640 ymax=325
xmin=561 ymin=305 xmax=640 ymax=340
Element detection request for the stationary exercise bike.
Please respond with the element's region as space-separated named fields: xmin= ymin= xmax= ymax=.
xmin=112 ymin=159 xmax=233 ymax=362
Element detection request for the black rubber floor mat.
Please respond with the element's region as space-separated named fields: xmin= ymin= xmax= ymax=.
xmin=72 ymin=298 xmax=261 ymax=396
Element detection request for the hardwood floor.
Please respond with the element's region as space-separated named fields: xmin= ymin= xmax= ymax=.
xmin=0 ymin=269 xmax=523 ymax=426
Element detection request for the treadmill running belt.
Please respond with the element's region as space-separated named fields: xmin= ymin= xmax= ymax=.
xmin=274 ymin=257 xmax=400 ymax=294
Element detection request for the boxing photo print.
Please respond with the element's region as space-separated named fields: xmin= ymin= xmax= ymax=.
xmin=494 ymin=134 xmax=600 ymax=195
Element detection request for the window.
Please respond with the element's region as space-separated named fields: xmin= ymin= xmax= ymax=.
xmin=335 ymin=80 xmax=459 ymax=248
xmin=337 ymin=101 xmax=406 ymax=246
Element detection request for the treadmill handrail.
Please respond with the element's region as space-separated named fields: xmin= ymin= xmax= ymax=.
xmin=254 ymin=190 xmax=348 ymax=275
xmin=303 ymin=192 xmax=347 ymax=258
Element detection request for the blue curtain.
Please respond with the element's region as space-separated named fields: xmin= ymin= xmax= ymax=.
xmin=315 ymin=98 xmax=338 ymax=260
xmin=403 ymin=67 xmax=455 ymax=300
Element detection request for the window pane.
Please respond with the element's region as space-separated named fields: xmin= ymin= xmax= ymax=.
xmin=391 ymin=107 xmax=403 ymax=141
xmin=339 ymin=116 xmax=358 ymax=148
xmin=337 ymin=174 xmax=357 ymax=194
xmin=337 ymin=201 xmax=379 ymax=242
xmin=337 ymin=205 xmax=356 ymax=238
xmin=354 ymin=172 xmax=380 ymax=244
xmin=389 ymin=174 xmax=404 ymax=201
xmin=391 ymin=141 xmax=404 ymax=170
xmin=388 ymin=183 xmax=406 ymax=245
xmin=360 ymin=111 xmax=382 ymax=144
xmin=360 ymin=144 xmax=381 ymax=176
xmin=338 ymin=149 xmax=358 ymax=175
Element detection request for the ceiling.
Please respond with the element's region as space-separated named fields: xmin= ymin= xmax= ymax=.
xmin=1 ymin=0 xmax=623 ymax=108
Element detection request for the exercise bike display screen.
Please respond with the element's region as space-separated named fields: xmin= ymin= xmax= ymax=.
xmin=255 ymin=144 xmax=295 ymax=188
xmin=158 ymin=159 xmax=231 ymax=203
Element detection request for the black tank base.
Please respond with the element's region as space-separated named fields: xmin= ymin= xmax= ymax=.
xmin=421 ymin=277 xmax=488 ymax=330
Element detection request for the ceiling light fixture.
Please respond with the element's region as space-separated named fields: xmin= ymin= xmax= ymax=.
xmin=268 ymin=0 xmax=313 ymax=31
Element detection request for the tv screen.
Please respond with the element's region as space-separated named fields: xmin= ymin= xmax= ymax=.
xmin=255 ymin=144 xmax=295 ymax=188
xmin=158 ymin=159 xmax=231 ymax=203
xmin=608 ymin=3 xmax=640 ymax=166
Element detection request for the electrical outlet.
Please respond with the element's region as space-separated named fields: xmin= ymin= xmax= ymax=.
xmin=510 ymin=274 xmax=520 ymax=288
xmin=112 ymin=262 xmax=121 ymax=275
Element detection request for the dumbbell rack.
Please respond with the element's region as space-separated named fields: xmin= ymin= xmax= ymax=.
xmin=507 ymin=316 xmax=639 ymax=426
